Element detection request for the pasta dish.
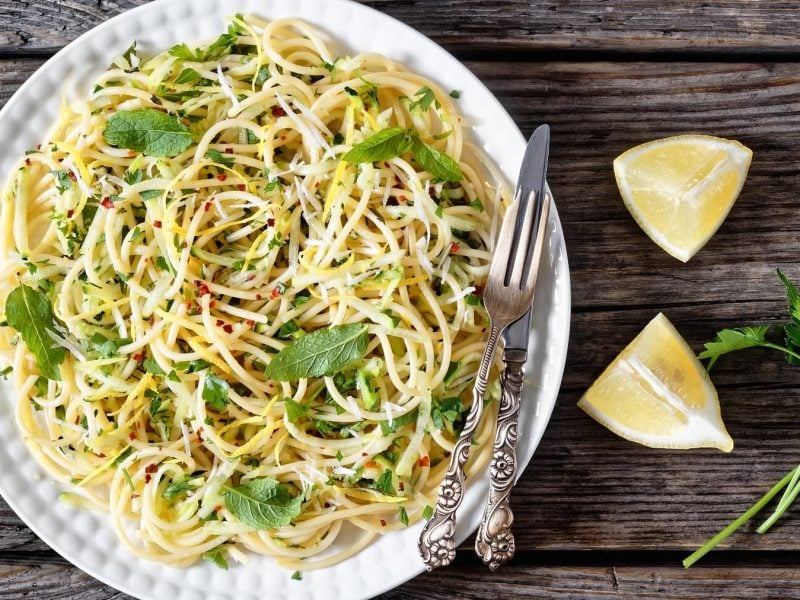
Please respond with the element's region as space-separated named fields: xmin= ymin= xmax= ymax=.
xmin=0 ymin=14 xmax=510 ymax=572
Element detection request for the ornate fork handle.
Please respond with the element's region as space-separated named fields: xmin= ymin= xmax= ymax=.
xmin=474 ymin=350 xmax=525 ymax=570
xmin=418 ymin=324 xmax=503 ymax=571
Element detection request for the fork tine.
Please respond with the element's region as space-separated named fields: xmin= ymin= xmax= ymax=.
xmin=522 ymin=192 xmax=551 ymax=290
xmin=487 ymin=196 xmax=520 ymax=283
xmin=506 ymin=188 xmax=537 ymax=288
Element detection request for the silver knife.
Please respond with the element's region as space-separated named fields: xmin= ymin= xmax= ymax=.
xmin=474 ymin=124 xmax=550 ymax=570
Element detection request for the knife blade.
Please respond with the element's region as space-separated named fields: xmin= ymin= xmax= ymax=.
xmin=502 ymin=124 xmax=550 ymax=355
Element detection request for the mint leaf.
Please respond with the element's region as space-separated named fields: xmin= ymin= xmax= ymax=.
xmin=343 ymin=127 xmax=413 ymax=164
xmin=103 ymin=109 xmax=192 ymax=158
xmin=202 ymin=547 xmax=228 ymax=570
xmin=206 ymin=148 xmax=235 ymax=167
xmin=283 ymin=398 xmax=308 ymax=423
xmin=264 ymin=323 xmax=369 ymax=382
xmin=698 ymin=326 xmax=772 ymax=370
xmin=5 ymin=285 xmax=66 ymax=380
xmin=203 ymin=373 xmax=229 ymax=411
xmin=224 ymin=478 xmax=303 ymax=529
xmin=411 ymin=139 xmax=462 ymax=182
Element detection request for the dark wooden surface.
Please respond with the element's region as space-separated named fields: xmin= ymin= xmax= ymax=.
xmin=5 ymin=1 xmax=800 ymax=598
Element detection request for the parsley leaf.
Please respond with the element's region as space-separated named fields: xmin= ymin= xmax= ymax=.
xmin=50 ymin=170 xmax=72 ymax=193
xmin=162 ymin=475 xmax=195 ymax=500
xmin=206 ymin=148 xmax=235 ymax=167
xmin=283 ymin=398 xmax=308 ymax=423
xmin=223 ymin=478 xmax=303 ymax=529
xmin=409 ymin=86 xmax=437 ymax=112
xmin=203 ymin=373 xmax=230 ymax=411
xmin=264 ymin=324 xmax=369 ymax=382
xmin=174 ymin=67 xmax=202 ymax=85
xmin=343 ymin=127 xmax=414 ymax=164
xmin=103 ymin=108 xmax=192 ymax=158
xmin=202 ymin=547 xmax=228 ymax=570
xmin=698 ymin=326 xmax=773 ymax=370
xmin=143 ymin=357 xmax=165 ymax=375
xmin=374 ymin=469 xmax=394 ymax=495
xmin=398 ymin=506 xmax=409 ymax=526
xmin=5 ymin=285 xmax=66 ymax=380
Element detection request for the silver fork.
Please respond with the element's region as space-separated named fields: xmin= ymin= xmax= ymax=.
xmin=418 ymin=187 xmax=551 ymax=571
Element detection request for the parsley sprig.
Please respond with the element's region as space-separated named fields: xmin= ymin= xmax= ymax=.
xmin=686 ymin=269 xmax=800 ymax=566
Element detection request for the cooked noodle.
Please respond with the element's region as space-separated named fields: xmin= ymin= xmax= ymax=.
xmin=0 ymin=14 xmax=510 ymax=570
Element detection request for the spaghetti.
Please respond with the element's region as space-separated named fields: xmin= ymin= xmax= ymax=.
xmin=0 ymin=14 xmax=510 ymax=570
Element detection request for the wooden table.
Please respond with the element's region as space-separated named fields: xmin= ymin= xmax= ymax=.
xmin=3 ymin=1 xmax=800 ymax=597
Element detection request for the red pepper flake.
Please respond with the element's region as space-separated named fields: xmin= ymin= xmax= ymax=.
xmin=314 ymin=182 xmax=320 ymax=188
xmin=184 ymin=302 xmax=192 ymax=310
xmin=223 ymin=324 xmax=234 ymax=334
xmin=195 ymin=280 xmax=212 ymax=296
xmin=214 ymin=505 xmax=222 ymax=513
xmin=246 ymin=319 xmax=255 ymax=328
xmin=280 ymin=135 xmax=287 ymax=142
xmin=216 ymin=319 xmax=224 ymax=327
xmin=216 ymin=173 xmax=227 ymax=182
xmin=271 ymin=105 xmax=287 ymax=117
xmin=256 ymin=294 xmax=262 ymax=301
xmin=36 ymin=144 xmax=42 ymax=150
xmin=180 ymin=118 xmax=190 ymax=126
xmin=418 ymin=456 xmax=430 ymax=467
xmin=145 ymin=463 xmax=158 ymax=474
xmin=361 ymin=452 xmax=368 ymax=457
xmin=399 ymin=482 xmax=405 ymax=491
xmin=449 ymin=242 xmax=459 ymax=254
xmin=153 ymin=220 xmax=162 ymax=228
xmin=209 ymin=300 xmax=217 ymax=309
xmin=398 ymin=195 xmax=407 ymax=203
xmin=197 ymin=427 xmax=204 ymax=436
xmin=100 ymin=197 xmax=114 ymax=209
xmin=365 ymin=460 xmax=379 ymax=469
xmin=25 ymin=158 xmax=31 ymax=166
xmin=269 ymin=287 xmax=281 ymax=300
xmin=133 ymin=353 xmax=144 ymax=362
xmin=145 ymin=474 xmax=152 ymax=484
xmin=224 ymin=148 xmax=234 ymax=154
xmin=237 ymin=184 xmax=246 ymax=191
xmin=128 ymin=432 xmax=137 ymax=441
xmin=380 ymin=519 xmax=387 ymax=527
xmin=267 ymin=218 xmax=275 ymax=227
xmin=66 ymin=209 xmax=74 ymax=218
xmin=204 ymin=201 xmax=212 ymax=212
xmin=67 ymin=170 xmax=77 ymax=181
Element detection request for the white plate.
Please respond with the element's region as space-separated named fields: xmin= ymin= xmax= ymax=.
xmin=0 ymin=1 xmax=571 ymax=598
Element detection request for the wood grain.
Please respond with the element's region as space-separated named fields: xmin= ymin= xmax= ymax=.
xmin=6 ymin=1 xmax=800 ymax=596
xmin=5 ymin=555 xmax=800 ymax=599
xmin=7 ymin=1 xmax=800 ymax=57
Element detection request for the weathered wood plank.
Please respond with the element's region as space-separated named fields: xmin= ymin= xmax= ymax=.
xmin=5 ymin=556 xmax=800 ymax=599
xmin=6 ymin=1 xmax=800 ymax=56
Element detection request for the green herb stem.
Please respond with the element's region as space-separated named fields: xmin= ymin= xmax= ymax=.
xmin=683 ymin=467 xmax=798 ymax=568
xmin=757 ymin=466 xmax=800 ymax=533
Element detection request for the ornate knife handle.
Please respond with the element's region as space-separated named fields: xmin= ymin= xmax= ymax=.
xmin=474 ymin=351 xmax=525 ymax=570
xmin=418 ymin=325 xmax=502 ymax=571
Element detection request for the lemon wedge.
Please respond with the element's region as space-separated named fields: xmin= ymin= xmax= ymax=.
xmin=578 ymin=313 xmax=733 ymax=452
xmin=614 ymin=135 xmax=752 ymax=262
